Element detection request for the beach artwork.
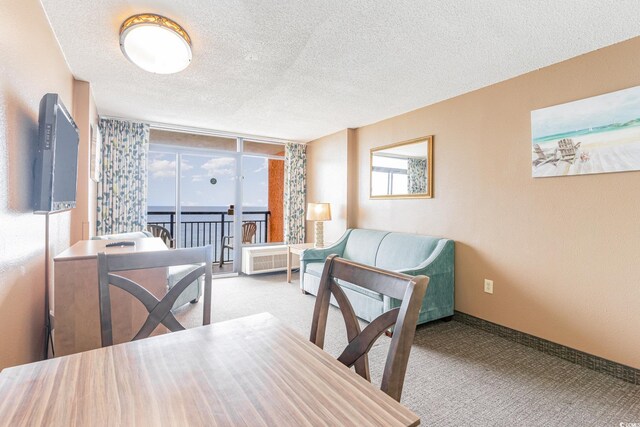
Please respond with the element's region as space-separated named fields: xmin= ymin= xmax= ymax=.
xmin=531 ymin=85 xmax=640 ymax=178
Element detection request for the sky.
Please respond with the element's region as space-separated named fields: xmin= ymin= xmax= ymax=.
xmin=531 ymin=84 xmax=640 ymax=139
xmin=147 ymin=151 xmax=270 ymax=209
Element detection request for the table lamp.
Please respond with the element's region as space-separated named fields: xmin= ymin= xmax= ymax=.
xmin=307 ymin=203 xmax=331 ymax=247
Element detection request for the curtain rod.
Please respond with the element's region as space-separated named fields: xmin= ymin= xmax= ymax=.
xmin=100 ymin=115 xmax=303 ymax=146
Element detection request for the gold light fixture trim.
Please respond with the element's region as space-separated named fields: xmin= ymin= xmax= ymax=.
xmin=120 ymin=14 xmax=192 ymax=45
xmin=119 ymin=13 xmax=192 ymax=74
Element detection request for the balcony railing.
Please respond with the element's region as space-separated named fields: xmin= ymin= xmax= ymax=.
xmin=147 ymin=210 xmax=271 ymax=264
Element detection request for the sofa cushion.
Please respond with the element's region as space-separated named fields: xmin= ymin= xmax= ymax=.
xmin=336 ymin=279 xmax=383 ymax=301
xmin=375 ymin=233 xmax=441 ymax=270
xmin=342 ymin=229 xmax=389 ymax=265
xmin=305 ymin=262 xmax=325 ymax=278
xmin=305 ymin=262 xmax=382 ymax=300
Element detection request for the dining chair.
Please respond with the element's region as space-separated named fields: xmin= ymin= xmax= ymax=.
xmin=97 ymin=245 xmax=213 ymax=347
xmin=218 ymin=221 xmax=257 ymax=267
xmin=309 ymin=255 xmax=428 ymax=402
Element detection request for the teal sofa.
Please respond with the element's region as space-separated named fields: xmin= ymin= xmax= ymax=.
xmin=300 ymin=229 xmax=454 ymax=325
xmin=92 ymin=231 xmax=201 ymax=310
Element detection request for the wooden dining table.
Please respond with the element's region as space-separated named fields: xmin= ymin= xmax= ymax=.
xmin=0 ymin=313 xmax=420 ymax=426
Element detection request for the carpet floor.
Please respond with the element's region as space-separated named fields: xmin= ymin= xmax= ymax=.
xmin=174 ymin=272 xmax=640 ymax=426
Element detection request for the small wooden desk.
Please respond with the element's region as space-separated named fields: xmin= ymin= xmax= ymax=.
xmin=0 ymin=313 xmax=419 ymax=426
xmin=53 ymin=238 xmax=168 ymax=356
xmin=287 ymin=243 xmax=315 ymax=283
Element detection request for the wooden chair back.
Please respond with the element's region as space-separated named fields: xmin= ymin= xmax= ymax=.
xmin=97 ymin=245 xmax=213 ymax=347
xmin=146 ymin=224 xmax=174 ymax=248
xmin=241 ymin=222 xmax=257 ymax=244
xmin=309 ymin=255 xmax=428 ymax=402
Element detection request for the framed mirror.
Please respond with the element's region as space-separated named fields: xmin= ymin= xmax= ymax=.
xmin=370 ymin=136 xmax=433 ymax=199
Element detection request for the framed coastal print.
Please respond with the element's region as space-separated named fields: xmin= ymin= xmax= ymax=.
xmin=531 ymin=85 xmax=640 ymax=178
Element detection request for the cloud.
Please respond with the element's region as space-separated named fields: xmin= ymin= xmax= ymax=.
xmin=253 ymin=158 xmax=268 ymax=173
xmin=148 ymin=159 xmax=176 ymax=178
xmin=148 ymin=158 xmax=195 ymax=179
xmin=201 ymin=157 xmax=235 ymax=177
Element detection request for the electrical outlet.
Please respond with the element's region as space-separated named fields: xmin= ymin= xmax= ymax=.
xmin=484 ymin=279 xmax=494 ymax=294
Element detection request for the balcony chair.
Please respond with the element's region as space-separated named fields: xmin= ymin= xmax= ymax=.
xmin=146 ymin=224 xmax=175 ymax=248
xmin=218 ymin=222 xmax=257 ymax=268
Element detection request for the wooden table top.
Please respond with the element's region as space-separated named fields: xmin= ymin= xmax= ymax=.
xmin=0 ymin=313 xmax=419 ymax=426
xmin=54 ymin=238 xmax=167 ymax=262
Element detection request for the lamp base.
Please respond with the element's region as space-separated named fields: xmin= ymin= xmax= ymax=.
xmin=314 ymin=221 xmax=324 ymax=248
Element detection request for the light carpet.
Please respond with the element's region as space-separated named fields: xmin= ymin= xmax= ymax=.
xmin=174 ymin=272 xmax=640 ymax=426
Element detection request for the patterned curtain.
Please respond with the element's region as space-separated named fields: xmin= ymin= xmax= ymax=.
xmin=284 ymin=142 xmax=306 ymax=244
xmin=407 ymin=158 xmax=427 ymax=194
xmin=96 ymin=119 xmax=149 ymax=235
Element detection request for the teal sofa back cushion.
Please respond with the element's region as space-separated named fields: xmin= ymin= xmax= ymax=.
xmin=375 ymin=233 xmax=441 ymax=270
xmin=342 ymin=229 xmax=389 ymax=265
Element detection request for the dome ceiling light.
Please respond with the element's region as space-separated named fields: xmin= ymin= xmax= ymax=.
xmin=119 ymin=13 xmax=192 ymax=74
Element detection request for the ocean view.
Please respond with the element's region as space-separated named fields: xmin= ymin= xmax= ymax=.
xmin=532 ymin=118 xmax=640 ymax=144
xmin=147 ymin=206 xmax=271 ymax=251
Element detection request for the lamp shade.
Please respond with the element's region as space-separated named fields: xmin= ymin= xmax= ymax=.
xmin=307 ymin=203 xmax=331 ymax=221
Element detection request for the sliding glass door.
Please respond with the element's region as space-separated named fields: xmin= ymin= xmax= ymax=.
xmin=148 ymin=147 xmax=240 ymax=273
xmin=179 ymin=152 xmax=237 ymax=269
xmin=147 ymin=135 xmax=286 ymax=275
xmin=147 ymin=151 xmax=178 ymax=240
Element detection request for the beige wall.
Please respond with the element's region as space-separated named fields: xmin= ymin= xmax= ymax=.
xmin=309 ymin=37 xmax=640 ymax=369
xmin=306 ymin=129 xmax=357 ymax=244
xmin=71 ymin=80 xmax=98 ymax=243
xmin=0 ymin=0 xmax=76 ymax=369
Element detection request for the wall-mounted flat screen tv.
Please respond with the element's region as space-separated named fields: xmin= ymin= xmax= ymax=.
xmin=33 ymin=93 xmax=79 ymax=213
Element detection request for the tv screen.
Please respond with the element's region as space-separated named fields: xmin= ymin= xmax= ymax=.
xmin=33 ymin=93 xmax=79 ymax=213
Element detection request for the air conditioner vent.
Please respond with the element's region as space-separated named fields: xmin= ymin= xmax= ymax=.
xmin=241 ymin=246 xmax=299 ymax=275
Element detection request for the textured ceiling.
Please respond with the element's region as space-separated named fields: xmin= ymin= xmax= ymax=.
xmin=40 ymin=1 xmax=640 ymax=142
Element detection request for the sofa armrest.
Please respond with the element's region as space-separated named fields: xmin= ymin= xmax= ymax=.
xmin=394 ymin=239 xmax=455 ymax=277
xmin=385 ymin=239 xmax=455 ymax=321
xmin=299 ymin=230 xmax=353 ymax=288
xmin=300 ymin=229 xmax=352 ymax=263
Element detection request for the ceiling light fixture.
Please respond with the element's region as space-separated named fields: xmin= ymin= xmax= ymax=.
xmin=119 ymin=13 xmax=192 ymax=74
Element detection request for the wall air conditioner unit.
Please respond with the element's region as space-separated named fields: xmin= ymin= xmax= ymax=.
xmin=242 ymin=245 xmax=300 ymax=275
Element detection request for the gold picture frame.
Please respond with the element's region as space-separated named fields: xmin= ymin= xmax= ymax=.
xmin=370 ymin=136 xmax=433 ymax=199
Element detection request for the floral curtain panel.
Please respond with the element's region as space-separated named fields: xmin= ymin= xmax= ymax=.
xmin=96 ymin=119 xmax=149 ymax=235
xmin=407 ymin=158 xmax=427 ymax=194
xmin=284 ymin=142 xmax=306 ymax=244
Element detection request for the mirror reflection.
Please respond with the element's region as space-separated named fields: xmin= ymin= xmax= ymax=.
xmin=370 ymin=136 xmax=432 ymax=198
